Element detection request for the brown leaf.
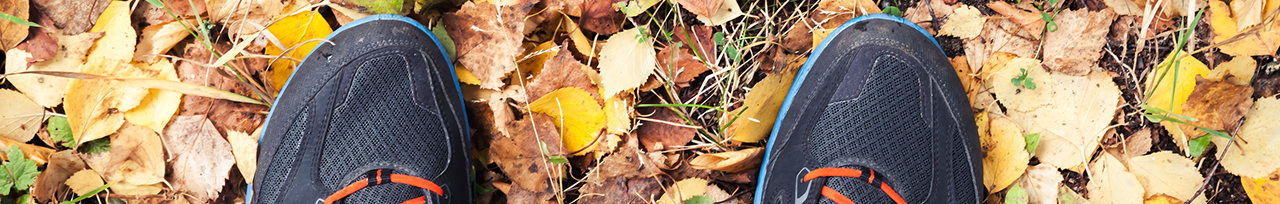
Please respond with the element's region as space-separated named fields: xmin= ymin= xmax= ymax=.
xmin=16 ymin=14 xmax=58 ymax=63
xmin=444 ymin=0 xmax=536 ymax=89
xmin=964 ymin=19 xmax=1038 ymax=72
xmin=679 ymin=0 xmax=724 ymax=18
xmin=1211 ymin=97 xmax=1280 ymax=178
xmin=32 ymin=150 xmax=86 ymax=203
xmin=672 ymin=25 xmax=716 ymax=62
xmin=1043 ymin=8 xmax=1117 ymax=75
xmin=987 ymin=1 xmax=1045 ymax=35
xmin=581 ymin=0 xmax=626 ymax=34
xmin=637 ymin=107 xmax=698 ymax=151
xmin=0 ymin=0 xmax=30 ymax=50
xmin=135 ymin=0 xmax=206 ymax=25
xmin=205 ymin=0 xmax=285 ymax=38
xmin=526 ymin=41 xmax=601 ymax=102
xmin=902 ymin=0 xmax=960 ymax=34
xmin=30 ymin=0 xmax=109 ymax=35
xmin=490 ymin=113 xmax=564 ymax=201
xmin=176 ymin=44 xmax=268 ymax=134
xmin=689 ymin=147 xmax=764 ymax=173
xmin=106 ymin=123 xmax=167 ymax=192
xmin=810 ymin=0 xmax=880 ymax=29
xmin=590 ymin=138 xmax=661 ymax=182
xmin=1178 ymin=77 xmax=1254 ymax=137
xmin=163 ymin=115 xmax=235 ymax=204
xmin=576 ymin=174 xmax=661 ymax=203
xmin=656 ymin=44 xmax=712 ymax=89
xmin=543 ymin=0 xmax=585 ymax=17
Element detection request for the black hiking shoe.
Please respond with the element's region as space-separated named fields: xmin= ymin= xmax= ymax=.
xmin=250 ymin=14 xmax=472 ymax=204
xmin=754 ymin=14 xmax=984 ymax=204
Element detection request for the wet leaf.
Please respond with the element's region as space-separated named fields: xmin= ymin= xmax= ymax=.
xmin=1241 ymin=168 xmax=1280 ymax=203
xmin=529 ymin=87 xmax=607 ymax=155
xmin=1087 ymin=152 xmax=1145 ymax=204
xmin=939 ymin=5 xmax=985 ymax=39
xmin=724 ymin=69 xmax=798 ymax=142
xmin=163 ymin=116 xmax=235 ymax=203
xmin=123 ymin=59 xmax=183 ymax=134
xmin=1212 ymin=97 xmax=1280 ymax=178
xmin=444 ymin=0 xmax=534 ymax=89
xmin=0 ymin=89 xmax=47 ymax=142
xmin=264 ymin=10 xmax=332 ymax=93
xmin=657 ymin=178 xmax=708 ymax=204
xmin=64 ymin=170 xmax=102 ymax=196
xmin=599 ymin=27 xmax=658 ymax=100
xmin=690 ymin=147 xmax=763 ymax=172
xmin=1129 ymin=151 xmax=1207 ymax=202
xmin=4 ymin=32 xmax=102 ymax=107
xmin=983 ymin=115 xmax=1030 ymax=192
xmin=1042 ymin=8 xmax=1117 ymax=75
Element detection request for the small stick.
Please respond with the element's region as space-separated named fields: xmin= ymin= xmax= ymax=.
xmin=1183 ymin=117 xmax=1246 ymax=204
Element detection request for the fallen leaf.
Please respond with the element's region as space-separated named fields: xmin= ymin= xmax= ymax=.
xmin=724 ymin=69 xmax=798 ymax=142
xmin=227 ymin=129 xmax=258 ymax=183
xmin=1208 ymin=0 xmax=1280 ymax=56
xmin=176 ymin=44 xmax=268 ymax=134
xmin=1241 ymin=168 xmax=1280 ymax=203
xmin=1177 ymin=77 xmax=1253 ymax=138
xmin=85 ymin=1 xmax=134 ymax=62
xmin=0 ymin=89 xmax=45 ymax=146
xmin=332 ymin=0 xmax=412 ymax=14
xmin=444 ymin=0 xmax=534 ymax=89
xmin=0 ymin=0 xmax=29 ymax=50
xmin=31 ymin=150 xmax=85 ymax=203
xmin=689 ymin=147 xmax=763 ymax=172
xmin=1212 ymin=97 xmax=1280 ymax=178
xmin=1006 ymin=71 xmax=1121 ymax=169
xmin=1206 ymin=56 xmax=1256 ymax=86
xmin=526 ymin=41 xmax=600 ymax=102
xmin=951 ymin=56 xmax=982 ymax=107
xmin=1042 ymin=8 xmax=1117 ymax=75
xmin=133 ymin=19 xmax=194 ymax=63
xmin=695 ymin=0 xmax=745 ymax=26
xmin=529 ymin=87 xmax=607 ymax=155
xmin=657 ymin=178 xmax=708 ymax=204
xmin=965 ymin=19 xmax=1039 ymax=70
xmin=1087 ymin=152 xmax=1145 ymax=204
xmin=939 ymin=5 xmax=986 ymax=39
xmin=1105 ymin=0 xmax=1144 ymax=15
xmin=515 ymin=41 xmax=559 ymax=81
xmin=983 ymin=116 xmax=1030 ymax=192
xmin=987 ymin=1 xmax=1045 ymax=35
xmin=679 ymin=0 xmax=724 ymax=22
xmin=123 ymin=59 xmax=183 ymax=133
xmin=205 ymin=0 xmax=285 ymax=38
xmin=543 ymin=0 xmax=585 ymax=17
xmin=577 ymin=170 xmax=661 ymax=203
xmin=16 ymin=15 xmax=57 ymax=63
xmin=30 ymin=0 xmax=110 ymax=35
xmin=617 ymin=0 xmax=661 ymax=17
xmin=656 ymin=43 xmax=712 ymax=88
xmin=264 ymin=10 xmax=333 ymax=93
xmin=581 ymin=0 xmax=625 ymax=34
xmin=1128 ymin=151 xmax=1207 ymax=202
xmin=4 ymin=32 xmax=102 ymax=107
xmin=1232 ymin=0 xmax=1268 ymax=31
xmin=636 ymin=107 xmax=697 ymax=151
xmin=103 ymin=123 xmax=166 ymax=195
xmin=1017 ymin=164 xmax=1063 ymax=204
xmin=1144 ymin=53 xmax=1210 ymax=149
xmin=490 ymin=113 xmax=564 ymax=202
xmin=1145 ymin=194 xmax=1185 ymax=204
xmin=902 ymin=0 xmax=960 ymax=34
xmin=599 ymin=27 xmax=658 ymax=99
xmin=810 ymin=0 xmax=881 ymax=29
xmin=603 ymin=95 xmax=633 ymax=135
xmin=988 ymin=57 xmax=1052 ymax=112
xmin=588 ymin=138 xmax=660 ymax=181
xmin=64 ymin=170 xmax=103 ymax=196
xmin=1006 ymin=183 xmax=1029 ymax=204
xmin=163 ymin=115 xmax=235 ymax=203
xmin=66 ymin=59 xmax=155 ymax=146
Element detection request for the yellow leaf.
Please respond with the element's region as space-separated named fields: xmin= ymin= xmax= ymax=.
xmin=1018 ymin=164 xmax=1064 ymax=204
xmin=65 ymin=170 xmax=105 ymax=196
xmin=1242 ymin=168 xmax=1280 ymax=203
xmin=1207 ymin=56 xmax=1256 ymax=86
xmin=515 ymin=41 xmax=559 ymax=81
xmin=529 ymin=87 xmax=606 ymax=155
xmin=657 ymin=178 xmax=708 ymax=204
xmin=86 ymin=1 xmax=135 ymax=62
xmin=724 ymin=69 xmax=798 ymax=142
xmin=456 ymin=66 xmax=481 ymax=85
xmin=939 ymin=5 xmax=986 ymax=39
xmin=983 ymin=116 xmax=1029 ymax=192
xmin=265 ymin=10 xmax=333 ymax=93
xmin=228 ymin=128 xmax=259 ymax=183
xmin=603 ymin=95 xmax=633 ymax=135
xmin=107 ymin=123 xmax=166 ymax=192
xmin=1212 ymin=97 xmax=1280 ymax=178
xmin=133 ymin=19 xmax=195 ymax=63
xmin=1128 ymin=151 xmax=1207 ymax=203
xmin=0 ymin=89 xmax=46 ymax=142
xmin=1209 ymin=0 xmax=1280 ymax=56
xmin=4 ymin=32 xmax=103 ymax=107
xmin=812 ymin=28 xmax=832 ymax=49
xmin=1145 ymin=194 xmax=1185 ymax=204
xmin=1144 ymin=52 xmax=1209 ymax=146
xmin=1088 ymin=153 xmax=1145 ymax=204
xmin=695 ymin=0 xmax=745 ymax=26
xmin=598 ymin=27 xmax=658 ymax=100
xmin=66 ymin=59 xmax=154 ymax=146
xmin=989 ymin=57 xmax=1052 ymax=112
xmin=689 ymin=147 xmax=764 ymax=172
xmin=124 ymin=59 xmax=183 ymax=133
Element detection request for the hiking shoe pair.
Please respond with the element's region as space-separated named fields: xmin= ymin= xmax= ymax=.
xmin=251 ymin=14 xmax=982 ymax=204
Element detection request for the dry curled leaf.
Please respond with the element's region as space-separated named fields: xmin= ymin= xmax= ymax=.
xmin=689 ymin=147 xmax=764 ymax=172
xmin=32 ymin=150 xmax=86 ymax=203
xmin=444 ymin=0 xmax=535 ymax=89
xmin=578 ymin=141 xmax=662 ymax=204
xmin=1042 ymin=8 xmax=1117 ymax=75
xmin=163 ymin=116 xmax=235 ymax=203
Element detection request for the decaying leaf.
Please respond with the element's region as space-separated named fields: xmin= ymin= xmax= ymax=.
xmin=983 ymin=115 xmax=1030 ymax=192
xmin=85 ymin=1 xmax=134 ymax=62
xmin=656 ymin=43 xmax=712 ymax=88
xmin=30 ymin=0 xmax=110 ymax=35
xmin=0 ymin=0 xmax=29 ymax=50
xmin=965 ymin=19 xmax=1038 ymax=70
xmin=636 ymin=107 xmax=697 ymax=151
xmin=205 ymin=0 xmax=287 ymax=38
xmin=227 ymin=128 xmax=259 ymax=183
xmin=1206 ymin=56 xmax=1257 ymax=86
xmin=577 ymin=140 xmax=662 ymax=203
xmin=1042 ymin=8 xmax=1117 ymax=75
xmin=679 ymin=0 xmax=724 ymax=20
xmin=95 ymin=123 xmax=167 ymax=196
xmin=1017 ymin=164 xmax=1063 ymax=204
xmin=1241 ymin=168 xmax=1280 ymax=203
xmin=176 ymin=44 xmax=268 ymax=134
xmin=603 ymin=95 xmax=633 ymax=135
xmin=939 ymin=5 xmax=985 ymax=39
xmin=133 ymin=19 xmax=194 ymax=63
xmin=64 ymin=170 xmax=103 ymax=196
xmin=123 ymin=59 xmax=183 ymax=134
xmin=724 ymin=69 xmax=798 ymax=142
xmin=599 ymin=27 xmax=658 ymax=100
xmin=1212 ymin=97 xmax=1280 ymax=178
xmin=810 ymin=0 xmax=881 ymax=30
xmin=32 ymin=150 xmax=86 ymax=203
xmin=657 ymin=178 xmax=708 ymax=204
xmin=526 ymin=41 xmax=600 ymax=102
xmin=1006 ymin=71 xmax=1120 ymax=169
xmin=264 ymin=10 xmax=333 ymax=93
xmin=694 ymin=0 xmax=745 ymax=26
xmin=1144 ymin=53 xmax=1210 ymax=149
xmin=66 ymin=59 xmax=155 ymax=147
xmin=490 ymin=113 xmax=564 ymax=202
xmin=689 ymin=147 xmax=763 ymax=172
xmin=1209 ymin=0 xmax=1280 ymax=56
xmin=581 ymin=0 xmax=625 ymax=34
xmin=0 ymin=89 xmax=46 ymax=143
xmin=529 ymin=87 xmax=607 ymax=155
xmin=1128 ymin=151 xmax=1207 ymax=203
xmin=4 ymin=32 xmax=103 ymax=107
xmin=163 ymin=116 xmax=235 ymax=203
xmin=1177 ymin=77 xmax=1253 ymax=138
xmin=987 ymin=1 xmax=1045 ymax=35
xmin=444 ymin=0 xmax=535 ymax=89
xmin=1087 ymin=153 xmax=1145 ymax=204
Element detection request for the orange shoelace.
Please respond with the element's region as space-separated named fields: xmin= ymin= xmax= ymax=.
xmin=802 ymin=167 xmax=907 ymax=204
xmin=324 ymin=169 xmax=443 ymax=204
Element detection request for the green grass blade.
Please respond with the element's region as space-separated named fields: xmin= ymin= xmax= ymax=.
xmin=0 ymin=12 xmax=40 ymax=27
